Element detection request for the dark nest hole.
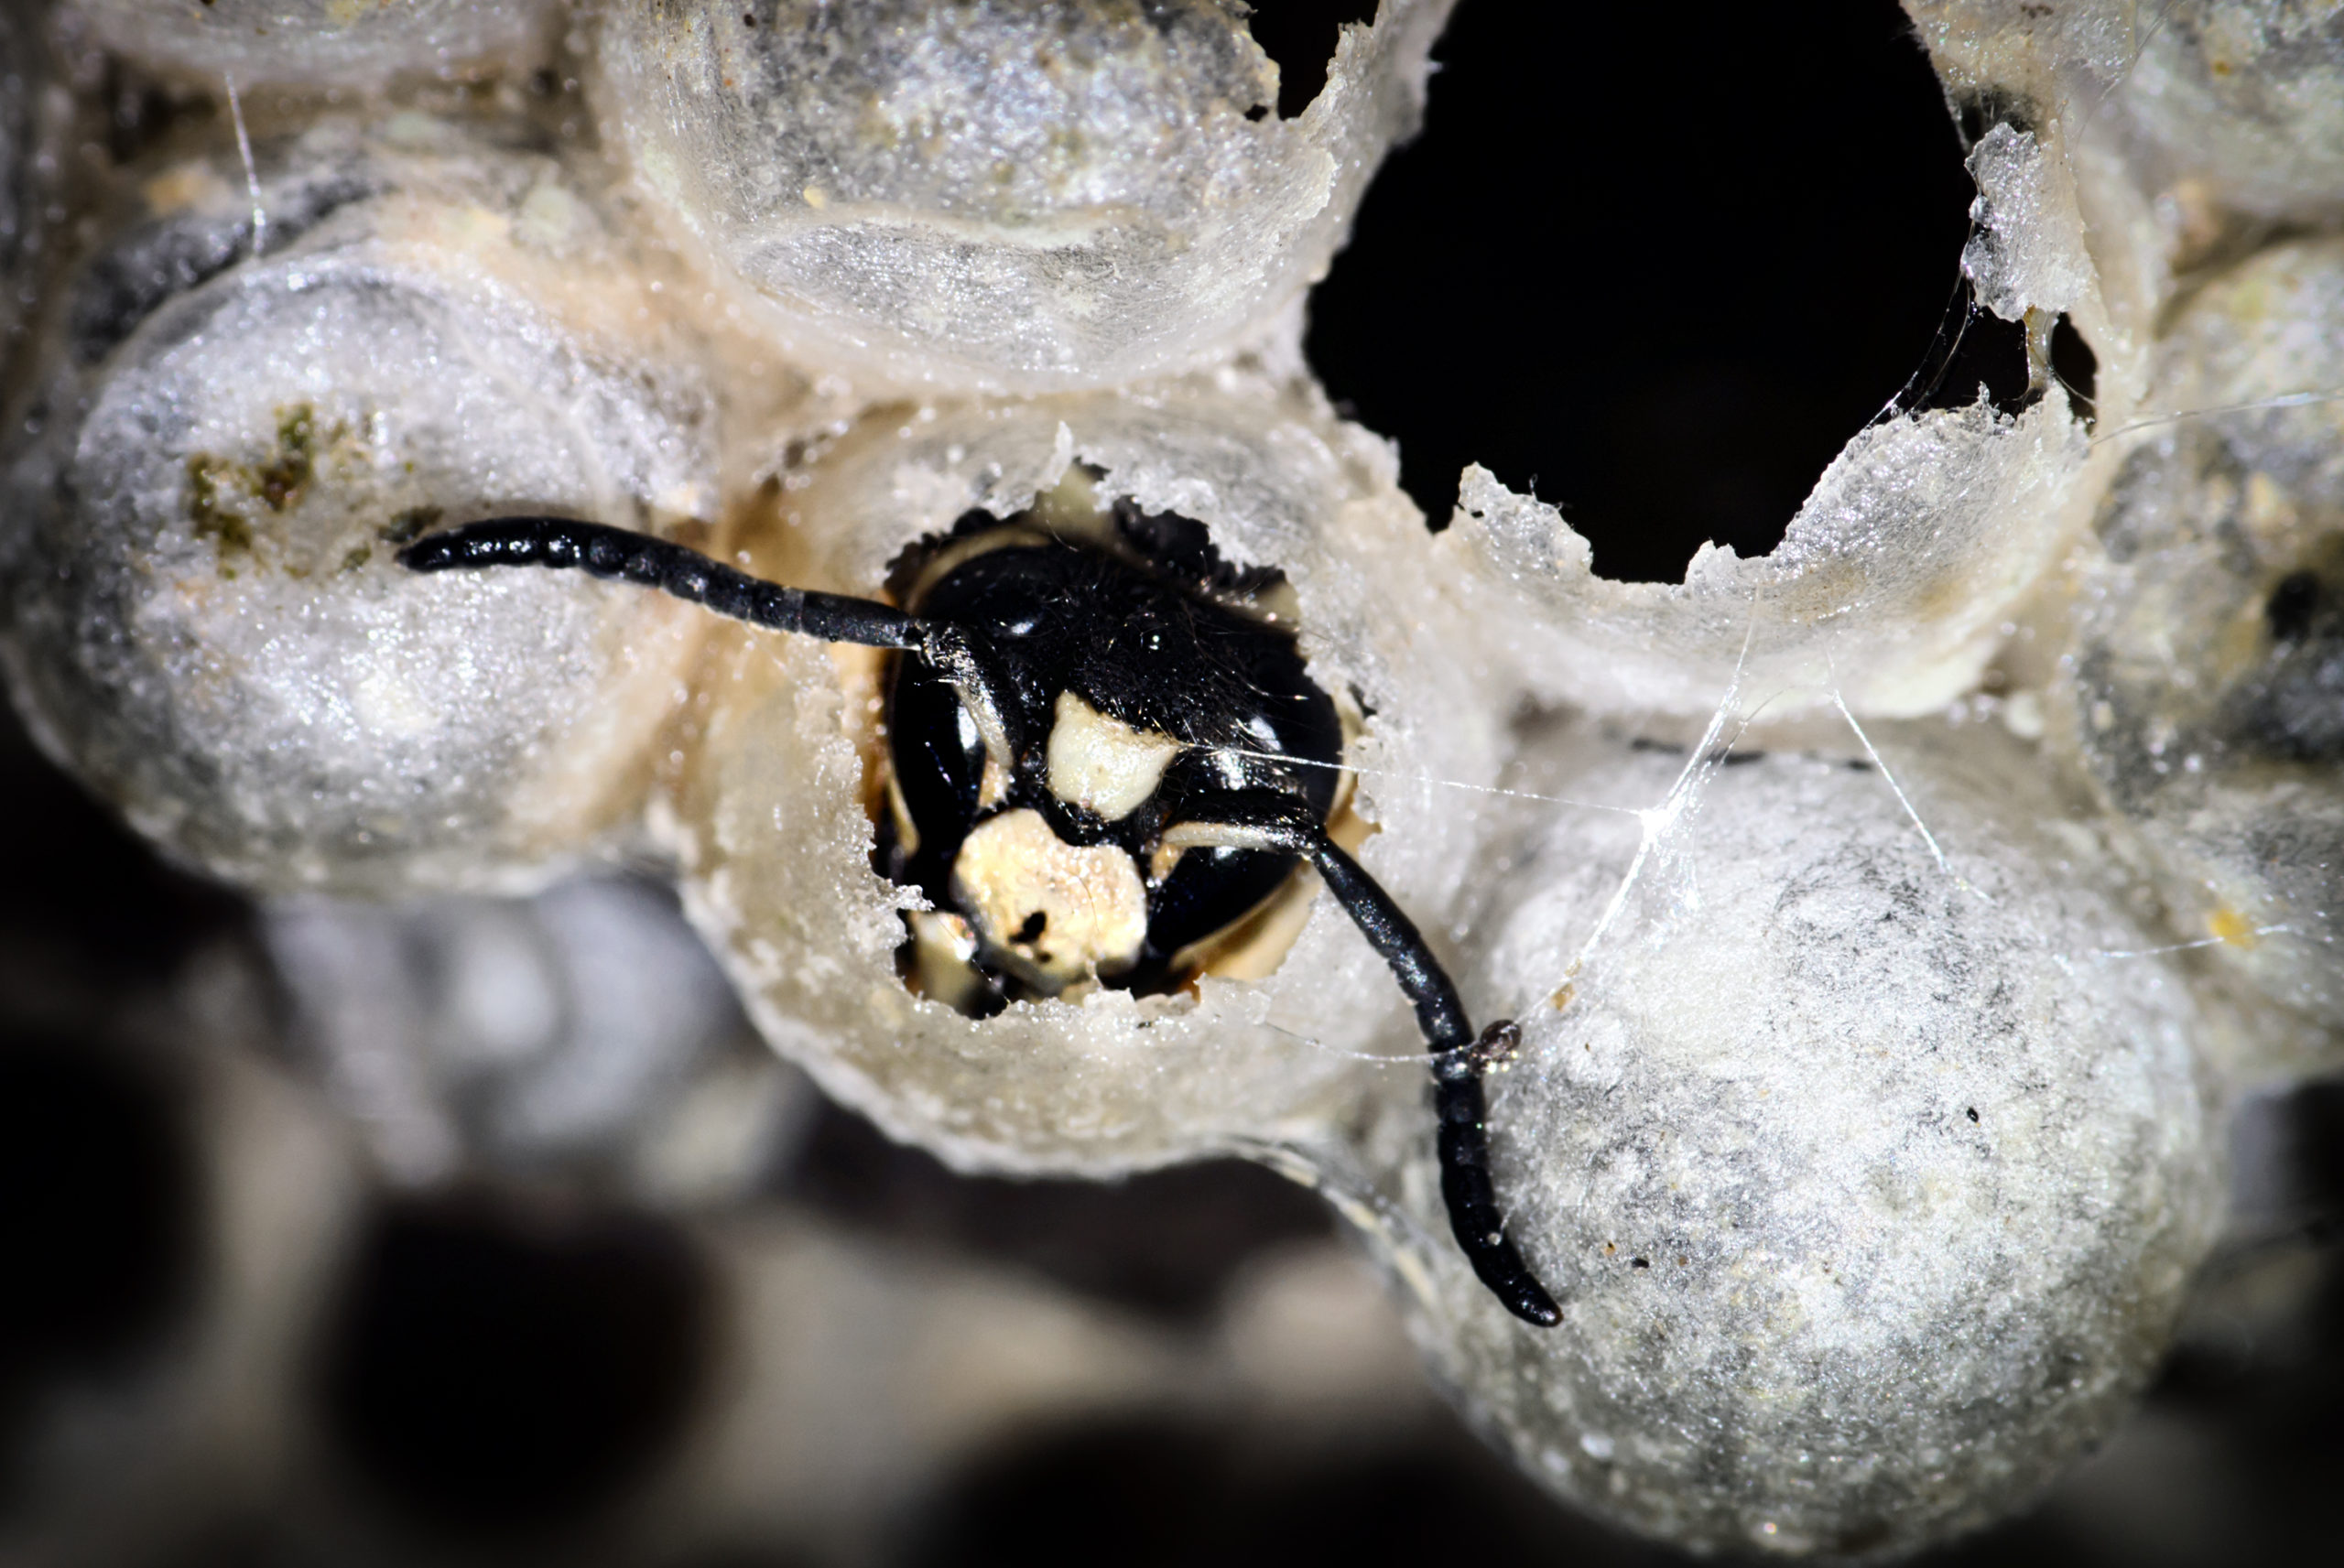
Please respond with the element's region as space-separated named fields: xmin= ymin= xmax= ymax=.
xmin=1306 ymin=0 xmax=2007 ymax=584
xmin=1244 ymin=0 xmax=1380 ymax=121
xmin=0 ymin=1028 xmax=205 ymax=1504
xmin=314 ymin=1189 xmax=715 ymax=1541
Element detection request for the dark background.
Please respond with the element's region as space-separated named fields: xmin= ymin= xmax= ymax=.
xmin=1297 ymin=0 xmax=1984 ymax=582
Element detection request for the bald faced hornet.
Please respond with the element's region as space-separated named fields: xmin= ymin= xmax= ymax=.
xmin=402 ymin=510 xmax=1561 ymax=1328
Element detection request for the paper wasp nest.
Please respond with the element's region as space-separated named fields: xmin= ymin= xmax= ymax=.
xmin=3 ymin=1 xmax=2341 ymax=1562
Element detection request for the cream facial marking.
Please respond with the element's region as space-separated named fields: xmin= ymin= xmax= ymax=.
xmin=950 ymin=807 xmax=1148 ymax=989
xmin=1045 ymin=690 xmax=1185 ymax=820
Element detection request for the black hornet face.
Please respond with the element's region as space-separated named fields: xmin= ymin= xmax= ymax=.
xmin=399 ymin=504 xmax=1562 ymax=1327
xmin=879 ymin=507 xmax=1345 ymax=1011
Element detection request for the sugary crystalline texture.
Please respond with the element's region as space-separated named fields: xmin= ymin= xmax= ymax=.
xmin=1313 ymin=716 xmax=2223 ymax=1560
xmin=2110 ymin=1 xmax=2344 ymax=228
xmin=665 ymin=378 xmax=1506 ymax=1175
xmin=1906 ymin=2 xmax=2344 ymax=412
xmin=0 ymin=117 xmax=720 ymax=896
xmin=1431 ymin=10 xmax=2104 ymax=732
xmin=2058 ymin=237 xmax=2344 ymax=1053
xmin=1959 ymin=120 xmax=2096 ymax=324
xmin=56 ymin=0 xmax=559 ymax=90
xmin=596 ymin=0 xmax=1455 ymax=393
xmin=1431 ymin=393 xmax=2089 ymax=720
xmin=1430 ymin=12 xmax=2344 ymax=739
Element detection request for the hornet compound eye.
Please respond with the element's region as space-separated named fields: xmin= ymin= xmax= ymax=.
xmin=401 ymin=512 xmax=1562 ymax=1328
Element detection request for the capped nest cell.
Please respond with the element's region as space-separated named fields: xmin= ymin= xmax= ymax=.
xmin=1 ymin=116 xmax=720 ymax=895
xmin=1316 ymin=716 xmax=2222 ymax=1559
xmin=597 ymin=0 xmax=1455 ymax=392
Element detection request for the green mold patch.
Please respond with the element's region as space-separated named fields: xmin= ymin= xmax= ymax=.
xmin=256 ymin=404 xmax=321 ymax=511
xmin=180 ymin=403 xmax=376 ymax=576
xmin=184 ymin=453 xmax=255 ymax=555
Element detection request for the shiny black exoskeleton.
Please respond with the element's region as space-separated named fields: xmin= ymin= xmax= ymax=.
xmin=882 ymin=508 xmax=1344 ymax=1003
xmin=400 ymin=507 xmax=1562 ymax=1328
